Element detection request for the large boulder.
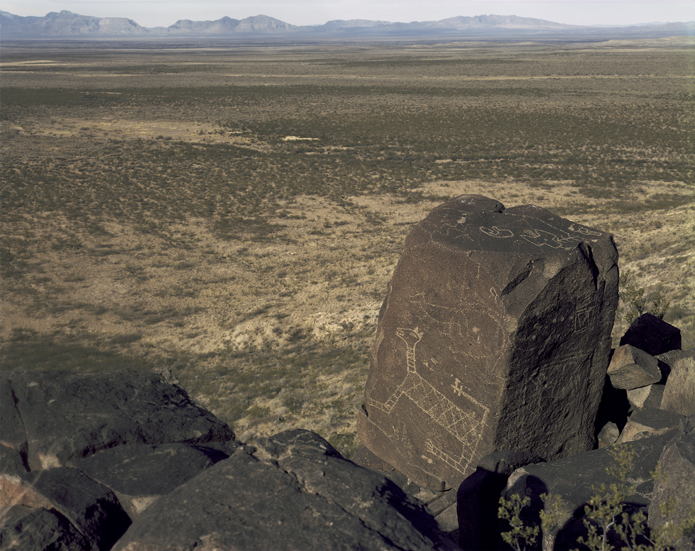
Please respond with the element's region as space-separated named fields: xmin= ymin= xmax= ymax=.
xmin=114 ymin=429 xmax=458 ymax=551
xmin=1 ymin=370 xmax=236 ymax=470
xmin=358 ymin=195 xmax=619 ymax=490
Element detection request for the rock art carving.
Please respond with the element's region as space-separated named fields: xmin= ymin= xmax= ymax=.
xmin=358 ymin=194 xmax=619 ymax=491
xmin=366 ymin=327 xmax=489 ymax=476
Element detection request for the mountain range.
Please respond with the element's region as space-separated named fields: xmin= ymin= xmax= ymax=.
xmin=1 ymin=10 xmax=694 ymax=40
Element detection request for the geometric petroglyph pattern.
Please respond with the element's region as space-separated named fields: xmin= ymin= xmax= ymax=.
xmin=366 ymin=327 xmax=489 ymax=475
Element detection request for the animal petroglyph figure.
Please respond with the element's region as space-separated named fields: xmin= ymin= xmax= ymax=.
xmin=366 ymin=326 xmax=489 ymax=475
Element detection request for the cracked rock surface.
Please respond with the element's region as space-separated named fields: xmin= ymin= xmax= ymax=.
xmin=114 ymin=429 xmax=457 ymax=551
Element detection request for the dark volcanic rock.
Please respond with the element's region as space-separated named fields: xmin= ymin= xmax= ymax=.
xmin=457 ymin=450 xmax=544 ymax=551
xmin=3 ymin=370 xmax=235 ymax=470
xmin=648 ymin=431 xmax=695 ymax=535
xmin=661 ymin=350 xmax=695 ymax=417
xmin=0 ymin=505 xmax=90 ymax=551
xmin=0 ymin=444 xmax=28 ymax=476
xmin=0 ymin=377 xmax=28 ymax=464
xmin=69 ymin=442 xmax=233 ymax=519
xmin=2 ymin=467 xmax=131 ymax=550
xmin=504 ymin=431 xmax=682 ymax=550
xmin=358 ymin=194 xmax=619 ymax=490
xmin=114 ymin=429 xmax=456 ymax=551
xmin=607 ymin=344 xmax=661 ymax=390
xmin=620 ymin=313 xmax=681 ymax=356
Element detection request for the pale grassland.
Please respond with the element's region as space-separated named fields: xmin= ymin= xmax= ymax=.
xmin=1 ymin=38 xmax=693 ymax=456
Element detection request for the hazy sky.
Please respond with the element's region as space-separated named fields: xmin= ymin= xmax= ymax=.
xmin=1 ymin=1 xmax=693 ymax=28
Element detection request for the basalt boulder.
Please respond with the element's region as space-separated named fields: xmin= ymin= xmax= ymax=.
xmin=358 ymin=195 xmax=619 ymax=490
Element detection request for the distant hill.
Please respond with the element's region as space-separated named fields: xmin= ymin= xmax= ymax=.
xmin=1 ymin=10 xmax=693 ymax=40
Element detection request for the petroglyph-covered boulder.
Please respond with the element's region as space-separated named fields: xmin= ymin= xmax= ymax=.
xmin=357 ymin=195 xmax=619 ymax=490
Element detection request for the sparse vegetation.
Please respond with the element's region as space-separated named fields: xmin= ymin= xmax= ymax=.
xmin=1 ymin=38 xmax=693 ymax=457
xmin=499 ymin=444 xmax=695 ymax=551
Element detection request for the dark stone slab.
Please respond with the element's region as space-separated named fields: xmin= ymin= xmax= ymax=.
xmin=662 ymin=350 xmax=695 ymax=417
xmin=114 ymin=429 xmax=458 ymax=551
xmin=69 ymin=443 xmax=233 ymax=519
xmin=504 ymin=430 xmax=682 ymax=550
xmin=648 ymin=432 xmax=695 ymax=539
xmin=6 ymin=467 xmax=131 ymax=550
xmin=620 ymin=313 xmax=681 ymax=356
xmin=358 ymin=195 xmax=619 ymax=490
xmin=0 ymin=377 xmax=27 ymax=463
xmin=457 ymin=450 xmax=544 ymax=551
xmin=5 ymin=370 xmax=235 ymax=470
xmin=0 ymin=505 xmax=90 ymax=551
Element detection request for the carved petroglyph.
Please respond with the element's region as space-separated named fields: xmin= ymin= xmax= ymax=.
xmin=480 ymin=222 xmax=603 ymax=250
xmin=366 ymin=327 xmax=489 ymax=475
xmin=480 ymin=226 xmax=514 ymax=238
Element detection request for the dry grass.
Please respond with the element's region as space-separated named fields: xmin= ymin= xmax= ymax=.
xmin=1 ymin=38 xmax=693 ymax=457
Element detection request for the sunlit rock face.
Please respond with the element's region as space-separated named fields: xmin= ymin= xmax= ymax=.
xmin=358 ymin=194 xmax=619 ymax=491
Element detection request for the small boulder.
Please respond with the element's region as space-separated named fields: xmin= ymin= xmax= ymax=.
xmin=620 ymin=408 xmax=685 ymax=443
xmin=0 ymin=505 xmax=90 ymax=551
xmin=626 ymin=384 xmax=666 ymax=410
xmin=457 ymin=450 xmax=543 ymax=551
xmin=661 ymin=350 xmax=695 ymax=417
xmin=620 ymin=313 xmax=681 ymax=356
xmin=607 ymin=345 xmax=661 ymax=390
xmin=0 ymin=444 xmax=28 ymax=476
xmin=597 ymin=421 xmax=620 ymax=448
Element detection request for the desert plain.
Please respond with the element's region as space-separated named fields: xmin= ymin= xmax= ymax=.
xmin=1 ymin=37 xmax=693 ymax=456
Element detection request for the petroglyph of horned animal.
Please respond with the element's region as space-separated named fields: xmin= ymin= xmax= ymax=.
xmin=366 ymin=326 xmax=489 ymax=475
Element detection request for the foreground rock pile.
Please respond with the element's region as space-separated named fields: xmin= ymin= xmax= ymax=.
xmin=0 ymin=370 xmax=456 ymax=550
xmin=1 ymin=195 xmax=693 ymax=550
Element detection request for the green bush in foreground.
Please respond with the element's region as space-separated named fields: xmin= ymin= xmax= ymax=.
xmin=499 ymin=444 xmax=695 ymax=551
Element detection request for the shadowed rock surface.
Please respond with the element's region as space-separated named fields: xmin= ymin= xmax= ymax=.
xmin=358 ymin=194 xmax=619 ymax=490
xmin=1 ymin=370 xmax=236 ymax=470
xmin=648 ymin=431 xmax=695 ymax=536
xmin=114 ymin=429 xmax=457 ymax=551
xmin=620 ymin=313 xmax=681 ymax=356
xmin=67 ymin=443 xmax=233 ymax=519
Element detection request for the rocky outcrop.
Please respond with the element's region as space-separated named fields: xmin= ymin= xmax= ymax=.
xmin=0 ymin=369 xmax=235 ymax=471
xmin=494 ymin=314 xmax=693 ymax=550
xmin=114 ymin=430 xmax=457 ymax=551
xmin=358 ymin=194 xmax=619 ymax=491
xmin=0 ymin=370 xmax=454 ymax=551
